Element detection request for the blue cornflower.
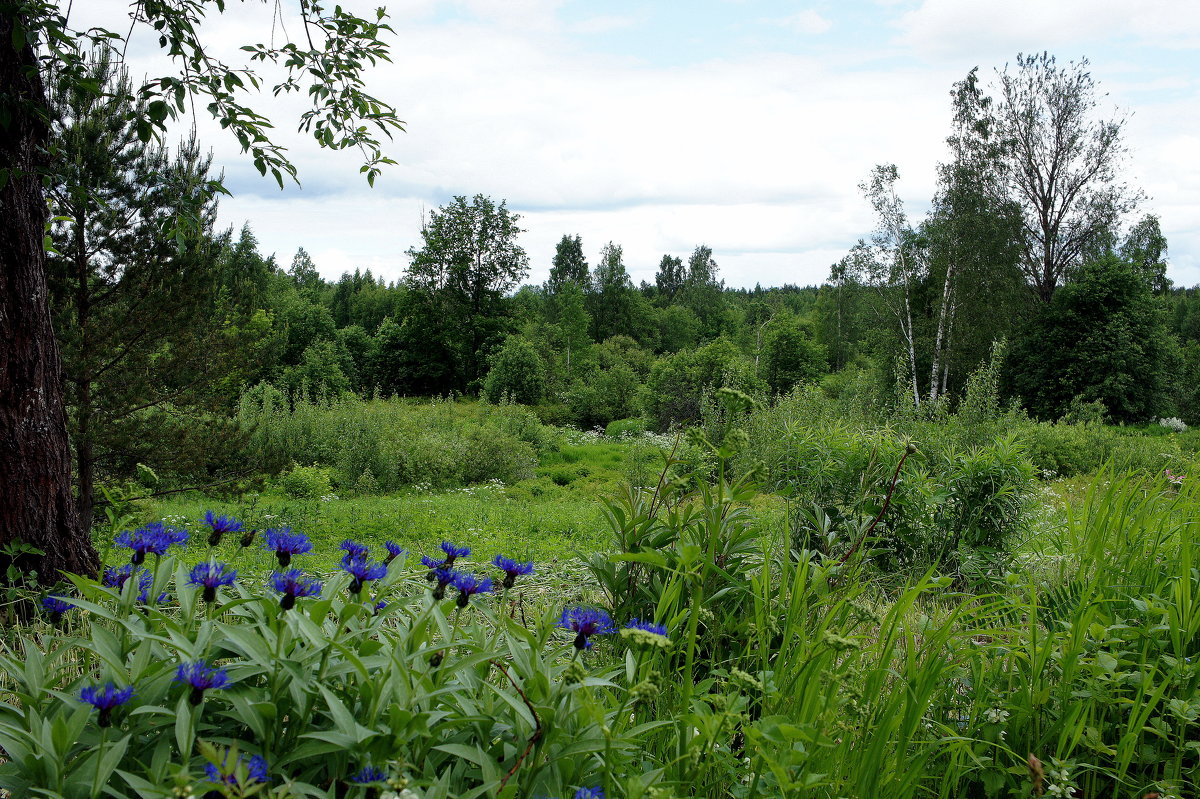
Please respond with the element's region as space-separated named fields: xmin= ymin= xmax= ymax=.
xmin=625 ymin=619 xmax=668 ymax=636
xmin=188 ymin=562 xmax=237 ymax=602
xmin=175 ymin=660 xmax=231 ymax=705
xmin=421 ymin=554 xmax=443 ymax=582
xmin=372 ymin=597 xmax=387 ymax=614
xmin=622 ymin=618 xmax=671 ymax=649
xmin=114 ymin=522 xmax=187 ymax=564
xmin=80 ymin=681 xmax=134 ymax=727
xmin=384 ymin=540 xmax=406 ymax=564
xmin=575 ymin=789 xmax=604 ymax=799
xmin=340 ymin=555 xmax=387 ymax=595
xmin=493 ymin=555 xmax=534 ymax=588
xmin=340 ymin=539 xmax=370 ymax=559
xmin=349 ymin=765 xmax=387 ymax=784
xmin=451 ymin=573 xmax=493 ymax=607
xmin=270 ymin=569 xmax=322 ymax=610
xmin=203 ymin=511 xmax=243 ymax=545
xmin=559 ymin=607 xmax=616 ymax=650
xmin=205 ymin=751 xmax=269 ymax=787
xmin=103 ymin=565 xmax=166 ymax=604
xmin=431 ymin=567 xmax=458 ymax=601
xmin=42 ymin=595 xmax=75 ymax=623
xmin=440 ymin=541 xmax=470 ymax=564
xmin=264 ymin=528 xmax=313 ymax=567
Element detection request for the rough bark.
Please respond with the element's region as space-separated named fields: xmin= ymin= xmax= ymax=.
xmin=0 ymin=12 xmax=100 ymax=582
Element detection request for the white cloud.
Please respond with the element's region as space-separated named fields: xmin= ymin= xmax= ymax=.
xmin=780 ymin=9 xmax=834 ymax=35
xmin=895 ymin=0 xmax=1200 ymax=59
xmin=59 ymin=0 xmax=1200 ymax=288
xmin=568 ymin=15 xmax=640 ymax=35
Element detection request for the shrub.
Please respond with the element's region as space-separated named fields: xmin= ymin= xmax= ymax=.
xmin=482 ymin=336 xmax=547 ymax=406
xmin=237 ymin=394 xmax=544 ymax=491
xmin=274 ymin=462 xmax=335 ymax=499
xmin=604 ymin=417 xmax=647 ymax=438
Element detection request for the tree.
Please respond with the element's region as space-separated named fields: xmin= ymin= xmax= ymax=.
xmin=850 ymin=164 xmax=923 ymax=407
xmin=686 ymin=244 xmax=720 ymax=287
xmin=289 ymin=247 xmax=324 ymax=299
xmin=547 ymin=234 xmax=588 ymax=294
xmin=1 ymin=2 xmax=403 ymax=582
xmin=760 ymin=315 xmax=827 ymax=395
xmin=952 ymin=55 xmax=1140 ymax=302
xmin=588 ymin=242 xmax=634 ymax=342
xmin=405 ymin=194 xmax=529 ymax=389
xmin=917 ymin=118 xmax=1027 ymax=402
xmin=553 ymin=281 xmax=592 ymax=378
xmin=483 ymin=336 xmax=546 ymax=406
xmin=46 ymin=49 xmax=258 ymax=526
xmin=654 ymin=254 xmax=686 ymax=303
xmin=1007 ymin=254 xmax=1169 ymax=423
xmin=680 ymin=244 xmax=725 ymax=338
xmin=1119 ymin=214 xmax=1170 ymax=294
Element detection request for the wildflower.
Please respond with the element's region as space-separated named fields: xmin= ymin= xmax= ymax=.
xmin=984 ymin=707 xmax=1010 ymax=724
xmin=421 ymin=555 xmax=443 ymax=582
xmin=451 ymin=573 xmax=493 ymax=607
xmin=621 ymin=619 xmax=671 ymax=649
xmin=341 ymin=539 xmax=370 ymax=560
xmin=372 ymin=597 xmax=387 ymax=614
xmin=431 ymin=567 xmax=458 ymax=601
xmin=41 ymin=595 xmax=75 ymax=624
xmin=175 ymin=660 xmax=231 ymax=705
xmin=559 ymin=607 xmax=615 ymax=650
xmin=203 ymin=511 xmax=243 ymax=546
xmin=264 ymin=528 xmax=313 ymax=567
xmin=350 ymin=765 xmax=387 ymax=784
xmin=188 ymin=562 xmax=237 ymax=602
xmin=103 ymin=564 xmax=166 ymax=604
xmin=384 ymin=541 xmax=406 ymax=564
xmin=440 ymin=541 xmax=470 ymax=565
xmin=728 ymin=668 xmax=763 ymax=693
xmin=239 ymin=528 xmax=257 ymax=548
xmin=270 ymin=569 xmax=322 ymax=610
xmin=575 ymin=789 xmax=604 ymax=799
xmin=114 ymin=522 xmax=187 ymax=564
xmin=205 ymin=751 xmax=269 ymax=788
xmin=80 ymin=682 xmax=134 ymax=727
xmin=1165 ymin=468 xmax=1185 ymax=485
xmin=493 ymin=555 xmax=534 ymax=589
xmin=340 ymin=555 xmax=387 ymax=595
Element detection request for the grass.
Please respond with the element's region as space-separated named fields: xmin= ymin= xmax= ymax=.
xmin=10 ymin=418 xmax=1200 ymax=797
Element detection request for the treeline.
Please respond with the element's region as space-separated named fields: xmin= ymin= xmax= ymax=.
xmin=46 ymin=48 xmax=1200 ymax=518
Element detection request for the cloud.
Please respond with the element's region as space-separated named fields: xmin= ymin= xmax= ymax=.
xmin=895 ymin=0 xmax=1200 ymax=59
xmin=568 ymin=15 xmax=640 ymax=35
xmin=63 ymin=0 xmax=1200 ymax=288
xmin=780 ymin=10 xmax=834 ymax=35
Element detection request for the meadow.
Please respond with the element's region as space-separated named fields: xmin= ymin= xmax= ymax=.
xmin=2 ymin=390 xmax=1199 ymax=798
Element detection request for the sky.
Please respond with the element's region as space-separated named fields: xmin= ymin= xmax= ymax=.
xmin=70 ymin=0 xmax=1200 ymax=289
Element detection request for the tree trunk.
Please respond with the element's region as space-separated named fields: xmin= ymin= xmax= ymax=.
xmin=0 ymin=13 xmax=100 ymax=582
xmin=929 ymin=264 xmax=955 ymax=402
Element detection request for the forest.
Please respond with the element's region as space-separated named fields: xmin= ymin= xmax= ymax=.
xmin=3 ymin=5 xmax=1200 ymax=798
xmin=40 ymin=51 xmax=1200 ymax=514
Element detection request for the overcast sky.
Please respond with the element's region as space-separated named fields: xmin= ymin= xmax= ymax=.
xmin=72 ymin=0 xmax=1200 ymax=289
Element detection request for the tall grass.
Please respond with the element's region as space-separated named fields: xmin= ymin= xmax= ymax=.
xmin=237 ymin=388 xmax=548 ymax=490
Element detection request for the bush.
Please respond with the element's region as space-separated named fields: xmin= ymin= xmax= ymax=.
xmin=274 ymin=462 xmax=335 ymax=499
xmin=641 ymin=338 xmax=763 ymax=431
xmin=237 ymin=394 xmax=544 ymax=491
xmin=482 ymin=336 xmax=546 ymax=406
xmin=604 ymin=417 xmax=647 ymax=438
